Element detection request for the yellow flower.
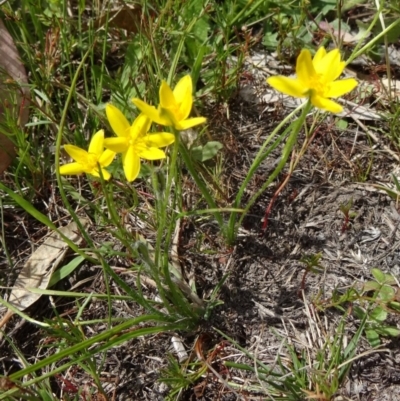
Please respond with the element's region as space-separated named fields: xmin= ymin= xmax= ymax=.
xmin=60 ymin=130 xmax=115 ymax=180
xmin=104 ymin=104 xmax=175 ymax=182
xmin=132 ymin=75 xmax=206 ymax=130
xmin=267 ymin=47 xmax=358 ymax=113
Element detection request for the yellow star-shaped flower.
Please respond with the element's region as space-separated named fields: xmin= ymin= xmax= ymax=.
xmin=59 ymin=130 xmax=115 ymax=180
xmin=267 ymin=47 xmax=358 ymax=113
xmin=104 ymin=104 xmax=175 ymax=182
xmin=132 ymin=75 xmax=206 ymax=130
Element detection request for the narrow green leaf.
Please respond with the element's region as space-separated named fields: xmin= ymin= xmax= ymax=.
xmin=353 ymin=305 xmax=366 ymax=320
xmin=49 ymin=256 xmax=85 ymax=287
xmin=191 ymin=45 xmax=207 ymax=87
xmin=392 ymin=174 xmax=400 ymax=191
xmin=0 ymin=182 xmax=91 ymax=261
xmin=0 ymin=183 xmax=57 ymax=230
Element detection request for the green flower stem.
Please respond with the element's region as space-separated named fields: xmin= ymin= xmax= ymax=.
xmin=226 ymin=101 xmax=310 ymax=244
xmin=153 ymin=129 xmax=200 ymax=319
xmin=57 ymin=50 xmax=115 ymax=329
xmin=346 ymin=17 xmax=400 ymax=65
xmin=158 ymin=130 xmax=179 ymax=269
xmin=179 ymin=139 xmax=226 ymax=236
xmin=55 ymin=46 xmax=93 ymax=248
xmin=238 ymin=101 xmax=313 ymax=231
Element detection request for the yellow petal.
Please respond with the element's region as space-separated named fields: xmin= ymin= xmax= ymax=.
xmin=98 ymin=149 xmax=116 ymax=167
xmin=88 ymin=130 xmax=105 ymax=156
xmin=138 ymin=147 xmax=166 ymax=160
xmin=98 ymin=168 xmax=111 ymax=180
xmin=316 ymin=49 xmax=342 ymax=82
xmin=175 ymin=117 xmax=207 ymax=131
xmin=64 ymin=145 xmax=89 ymax=164
xmin=145 ymin=133 xmax=175 ymax=148
xmin=104 ymin=137 xmax=129 ymax=153
xmin=132 ymin=98 xmax=167 ymax=125
xmin=329 ymin=60 xmax=346 ymax=82
xmin=326 ymin=78 xmax=358 ymax=98
xmin=312 ymin=47 xmax=327 ymax=67
xmin=87 ymin=168 xmax=101 ymax=178
xmin=178 ymin=94 xmax=192 ymax=121
xmin=159 ymin=80 xmax=178 ymax=110
xmin=122 ymin=147 xmax=140 ymax=182
xmin=296 ymin=49 xmax=315 ymax=86
xmin=106 ymin=104 xmax=130 ymax=137
xmin=59 ymin=162 xmax=85 ymax=176
xmin=174 ymin=75 xmax=192 ymax=119
xmin=159 ymin=107 xmax=179 ymax=128
xmin=313 ymin=48 xmax=337 ymax=73
xmin=311 ymin=94 xmax=343 ymax=113
xmin=130 ymin=113 xmax=152 ymax=141
xmin=173 ymin=75 xmax=192 ymax=103
xmin=267 ymin=76 xmax=307 ymax=98
xmin=88 ymin=167 xmax=111 ymax=180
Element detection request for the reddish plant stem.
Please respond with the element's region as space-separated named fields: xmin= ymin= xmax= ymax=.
xmin=262 ymin=172 xmax=292 ymax=231
xmin=261 ymin=122 xmax=323 ymax=232
xmin=341 ymin=213 xmax=350 ymax=233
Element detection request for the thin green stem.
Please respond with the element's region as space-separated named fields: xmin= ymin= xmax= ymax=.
xmin=54 ymin=46 xmax=94 ymax=248
xmin=179 ymin=141 xmax=226 ymax=234
xmin=229 ymin=0 xmax=268 ymax=26
xmin=236 ymin=101 xmax=313 ymax=233
xmin=145 ymin=127 xmax=199 ymax=320
xmin=346 ymin=15 xmax=399 ymax=65
xmin=0 ymin=197 xmax=12 ymax=269
xmin=226 ymin=101 xmax=308 ymax=244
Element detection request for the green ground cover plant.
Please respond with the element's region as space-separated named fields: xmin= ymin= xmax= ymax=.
xmin=1 ymin=0 xmax=400 ymax=399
